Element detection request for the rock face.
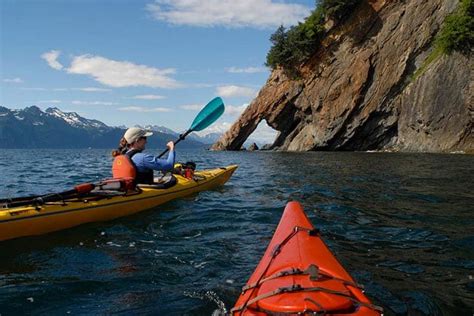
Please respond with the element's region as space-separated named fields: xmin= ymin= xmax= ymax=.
xmin=211 ymin=0 xmax=473 ymax=153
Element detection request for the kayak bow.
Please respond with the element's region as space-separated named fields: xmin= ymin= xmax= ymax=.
xmin=0 ymin=165 xmax=237 ymax=242
xmin=232 ymin=201 xmax=382 ymax=316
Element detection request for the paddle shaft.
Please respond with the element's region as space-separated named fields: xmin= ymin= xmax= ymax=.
xmin=156 ymin=97 xmax=224 ymax=158
xmin=1 ymin=180 xmax=130 ymax=209
xmin=157 ymin=130 xmax=192 ymax=158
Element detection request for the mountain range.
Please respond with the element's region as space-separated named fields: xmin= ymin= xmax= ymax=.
xmin=0 ymin=106 xmax=216 ymax=149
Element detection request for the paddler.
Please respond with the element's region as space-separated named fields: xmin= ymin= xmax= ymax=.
xmin=111 ymin=127 xmax=175 ymax=184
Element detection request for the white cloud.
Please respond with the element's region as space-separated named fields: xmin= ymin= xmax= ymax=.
xmin=217 ymin=85 xmax=257 ymax=98
xmin=226 ymin=66 xmax=267 ymax=73
xmin=118 ymin=106 xmax=172 ymax=112
xmin=179 ymin=104 xmax=202 ymax=111
xmin=195 ymin=121 xmax=233 ymax=135
xmin=180 ymin=103 xmax=247 ymax=114
xmin=192 ymin=83 xmax=217 ymax=88
xmin=146 ymin=0 xmax=310 ymax=28
xmin=67 ymin=54 xmax=181 ymax=89
xmin=225 ymin=103 xmax=248 ymax=116
xmin=41 ymin=50 xmax=64 ymax=70
xmin=37 ymin=100 xmax=61 ymax=104
xmin=76 ymin=87 xmax=112 ymax=92
xmin=21 ymin=87 xmax=47 ymax=91
xmin=3 ymin=77 xmax=24 ymax=83
xmin=133 ymin=94 xmax=165 ymax=100
xmin=72 ymin=101 xmax=117 ymax=106
xmin=50 ymin=87 xmax=112 ymax=92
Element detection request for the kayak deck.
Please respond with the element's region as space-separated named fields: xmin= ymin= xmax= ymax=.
xmin=232 ymin=201 xmax=382 ymax=316
xmin=0 ymin=165 xmax=237 ymax=242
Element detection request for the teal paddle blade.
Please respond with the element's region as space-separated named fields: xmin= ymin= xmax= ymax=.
xmin=190 ymin=97 xmax=225 ymax=131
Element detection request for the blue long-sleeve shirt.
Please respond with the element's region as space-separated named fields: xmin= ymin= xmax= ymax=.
xmin=130 ymin=150 xmax=175 ymax=173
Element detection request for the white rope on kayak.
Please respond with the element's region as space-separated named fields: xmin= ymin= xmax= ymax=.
xmin=232 ymin=284 xmax=347 ymax=314
xmin=232 ymin=284 xmax=384 ymax=314
xmin=302 ymin=286 xmax=384 ymax=313
xmin=241 ymin=264 xmax=365 ymax=293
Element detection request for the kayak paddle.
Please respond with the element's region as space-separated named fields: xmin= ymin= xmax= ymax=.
xmin=0 ymin=183 xmax=96 ymax=209
xmin=158 ymin=97 xmax=225 ymax=158
xmin=0 ymin=178 xmax=136 ymax=209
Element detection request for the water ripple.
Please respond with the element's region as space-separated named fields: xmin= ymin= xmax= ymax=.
xmin=0 ymin=149 xmax=473 ymax=315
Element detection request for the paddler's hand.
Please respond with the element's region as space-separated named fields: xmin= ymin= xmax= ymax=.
xmin=167 ymin=141 xmax=175 ymax=151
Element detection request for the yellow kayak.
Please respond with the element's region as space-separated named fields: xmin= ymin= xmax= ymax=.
xmin=0 ymin=165 xmax=237 ymax=242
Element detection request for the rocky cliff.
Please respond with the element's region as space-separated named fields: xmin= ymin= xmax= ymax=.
xmin=211 ymin=0 xmax=473 ymax=153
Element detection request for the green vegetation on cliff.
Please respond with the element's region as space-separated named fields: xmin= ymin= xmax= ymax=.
xmin=266 ymin=0 xmax=361 ymax=76
xmin=413 ymin=0 xmax=472 ymax=80
xmin=436 ymin=0 xmax=473 ymax=55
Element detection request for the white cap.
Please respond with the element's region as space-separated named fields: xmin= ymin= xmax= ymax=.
xmin=124 ymin=127 xmax=153 ymax=144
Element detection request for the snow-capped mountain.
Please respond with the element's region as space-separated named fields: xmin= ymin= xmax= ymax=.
xmin=141 ymin=125 xmax=179 ymax=136
xmin=135 ymin=124 xmax=223 ymax=145
xmin=0 ymin=106 xmax=206 ymax=149
xmin=45 ymin=107 xmax=109 ymax=130
xmin=188 ymin=132 xmax=222 ymax=144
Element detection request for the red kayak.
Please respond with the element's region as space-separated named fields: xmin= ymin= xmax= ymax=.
xmin=232 ymin=201 xmax=382 ymax=315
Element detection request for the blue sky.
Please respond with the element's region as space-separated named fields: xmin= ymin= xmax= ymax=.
xmin=1 ymin=0 xmax=314 ymax=142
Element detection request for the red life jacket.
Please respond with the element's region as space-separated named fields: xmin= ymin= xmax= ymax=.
xmin=112 ymin=150 xmax=154 ymax=184
xmin=112 ymin=154 xmax=136 ymax=179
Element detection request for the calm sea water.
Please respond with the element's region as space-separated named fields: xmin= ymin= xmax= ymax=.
xmin=0 ymin=149 xmax=473 ymax=315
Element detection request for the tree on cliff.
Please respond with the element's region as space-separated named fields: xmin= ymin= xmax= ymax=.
xmin=436 ymin=0 xmax=473 ymax=55
xmin=321 ymin=0 xmax=361 ymax=23
xmin=265 ymin=0 xmax=361 ymax=75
